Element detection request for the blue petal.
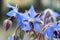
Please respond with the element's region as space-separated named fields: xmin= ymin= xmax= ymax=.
xmin=52 ymin=22 xmax=58 ymax=28
xmin=7 ymin=10 xmax=16 ymax=17
xmin=6 ymin=2 xmax=18 ymax=12
xmin=34 ymin=23 xmax=40 ymax=33
xmin=54 ymin=23 xmax=60 ymax=30
xmin=44 ymin=26 xmax=54 ymax=39
xmin=34 ymin=17 xmax=41 ymax=22
xmin=22 ymin=12 xmax=30 ymax=20
xmin=55 ymin=27 xmax=60 ymax=30
xmin=52 ymin=12 xmax=60 ymax=18
xmin=8 ymin=36 xmax=14 ymax=40
xmin=44 ymin=22 xmax=58 ymax=39
xmin=7 ymin=7 xmax=18 ymax=17
xmin=28 ymin=5 xmax=36 ymax=18
xmin=6 ymin=2 xmax=15 ymax=9
xmin=16 ymin=13 xmax=24 ymax=26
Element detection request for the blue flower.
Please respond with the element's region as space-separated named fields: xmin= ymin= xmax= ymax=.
xmin=23 ymin=5 xmax=44 ymax=33
xmin=44 ymin=22 xmax=58 ymax=39
xmin=6 ymin=3 xmax=43 ymax=32
xmin=6 ymin=3 xmax=31 ymax=30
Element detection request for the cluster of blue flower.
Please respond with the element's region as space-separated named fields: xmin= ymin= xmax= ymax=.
xmin=5 ymin=2 xmax=60 ymax=40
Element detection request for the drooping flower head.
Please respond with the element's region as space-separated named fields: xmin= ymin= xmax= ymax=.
xmin=40 ymin=8 xmax=60 ymax=24
xmin=44 ymin=8 xmax=60 ymax=18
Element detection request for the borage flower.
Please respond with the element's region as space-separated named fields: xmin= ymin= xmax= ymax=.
xmin=23 ymin=5 xmax=44 ymax=33
xmin=6 ymin=3 xmax=32 ymax=31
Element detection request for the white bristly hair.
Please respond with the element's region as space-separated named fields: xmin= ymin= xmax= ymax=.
xmin=44 ymin=8 xmax=53 ymax=16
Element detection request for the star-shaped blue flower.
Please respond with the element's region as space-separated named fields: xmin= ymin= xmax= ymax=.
xmin=6 ymin=3 xmax=32 ymax=31
xmin=23 ymin=5 xmax=44 ymax=33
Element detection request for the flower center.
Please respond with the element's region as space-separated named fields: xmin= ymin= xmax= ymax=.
xmin=29 ymin=18 xmax=33 ymax=22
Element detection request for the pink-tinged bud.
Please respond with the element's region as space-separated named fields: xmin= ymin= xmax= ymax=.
xmin=3 ymin=19 xmax=12 ymax=31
